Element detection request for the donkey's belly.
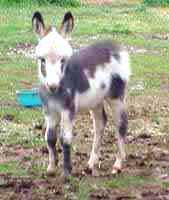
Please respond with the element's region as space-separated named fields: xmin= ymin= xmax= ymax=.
xmin=77 ymin=85 xmax=109 ymax=109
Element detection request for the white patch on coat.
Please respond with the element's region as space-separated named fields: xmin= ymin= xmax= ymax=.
xmin=75 ymin=52 xmax=130 ymax=110
xmin=60 ymin=111 xmax=73 ymax=145
xmin=76 ymin=65 xmax=111 ymax=109
xmin=47 ymin=99 xmax=62 ymax=113
xmin=114 ymin=50 xmax=131 ymax=81
xmin=45 ymin=115 xmax=57 ymax=141
xmin=46 ymin=59 xmax=63 ymax=87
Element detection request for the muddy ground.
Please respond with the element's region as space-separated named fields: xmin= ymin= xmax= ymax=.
xmin=0 ymin=92 xmax=169 ymax=200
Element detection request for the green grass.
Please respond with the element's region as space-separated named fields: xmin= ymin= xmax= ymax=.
xmin=143 ymin=0 xmax=169 ymax=6
xmin=103 ymin=175 xmax=155 ymax=189
xmin=0 ymin=119 xmax=44 ymax=147
xmin=67 ymin=175 xmax=162 ymax=199
xmin=0 ymin=56 xmax=37 ymax=94
xmin=0 ymin=161 xmax=28 ymax=176
xmin=127 ymin=49 xmax=169 ymax=96
xmin=63 ymin=177 xmax=92 ymax=200
xmin=162 ymin=181 xmax=169 ymax=189
xmin=75 ymin=179 xmax=92 ymax=200
xmin=0 ymin=107 xmax=42 ymax=124
xmin=0 ymin=0 xmax=81 ymax=7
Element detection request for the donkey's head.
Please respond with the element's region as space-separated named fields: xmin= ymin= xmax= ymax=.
xmin=32 ymin=11 xmax=74 ymax=92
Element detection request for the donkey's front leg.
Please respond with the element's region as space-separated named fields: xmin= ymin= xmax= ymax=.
xmin=45 ymin=115 xmax=59 ymax=176
xmin=60 ymin=110 xmax=74 ymax=177
xmin=88 ymin=105 xmax=107 ymax=175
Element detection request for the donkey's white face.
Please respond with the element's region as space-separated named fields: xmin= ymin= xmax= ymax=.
xmin=36 ymin=28 xmax=73 ymax=89
xmin=32 ymin=11 xmax=74 ymax=92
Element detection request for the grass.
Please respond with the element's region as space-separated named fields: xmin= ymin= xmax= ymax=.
xmin=66 ymin=175 xmax=164 ymax=199
xmin=0 ymin=0 xmax=169 ymax=199
xmin=74 ymin=178 xmax=92 ymax=200
xmin=0 ymin=2 xmax=168 ymax=106
xmin=103 ymin=174 xmax=155 ymax=189
xmin=63 ymin=177 xmax=91 ymax=200
xmin=0 ymin=161 xmax=28 ymax=176
xmin=0 ymin=120 xmax=44 ymax=147
xmin=130 ymin=53 xmax=169 ymax=94
xmin=0 ymin=0 xmax=81 ymax=7
xmin=143 ymin=0 xmax=169 ymax=6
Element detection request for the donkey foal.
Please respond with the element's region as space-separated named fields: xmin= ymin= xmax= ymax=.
xmin=32 ymin=11 xmax=131 ymax=177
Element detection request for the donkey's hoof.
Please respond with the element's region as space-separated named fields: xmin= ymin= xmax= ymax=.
xmin=64 ymin=168 xmax=72 ymax=178
xmin=111 ymin=166 xmax=122 ymax=175
xmin=83 ymin=166 xmax=99 ymax=176
xmin=63 ymin=173 xmax=72 ymax=183
xmin=83 ymin=166 xmax=92 ymax=175
xmin=46 ymin=166 xmax=56 ymax=176
xmin=91 ymin=168 xmax=99 ymax=177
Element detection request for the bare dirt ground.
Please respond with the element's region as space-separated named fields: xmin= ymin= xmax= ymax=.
xmin=0 ymin=92 xmax=169 ymax=199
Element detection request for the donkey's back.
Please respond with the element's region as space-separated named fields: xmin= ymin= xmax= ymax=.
xmin=62 ymin=40 xmax=130 ymax=110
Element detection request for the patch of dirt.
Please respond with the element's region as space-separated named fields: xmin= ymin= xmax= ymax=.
xmin=6 ymin=38 xmax=160 ymax=61
xmin=0 ymin=100 xmax=19 ymax=108
xmin=8 ymin=43 xmax=35 ymax=59
xmin=141 ymin=33 xmax=169 ymax=41
xmin=2 ymin=114 xmax=15 ymax=122
xmin=89 ymin=186 xmax=169 ymax=200
xmin=82 ymin=0 xmax=113 ymax=5
xmin=1 ymin=92 xmax=169 ymax=199
xmin=0 ymin=176 xmax=64 ymax=200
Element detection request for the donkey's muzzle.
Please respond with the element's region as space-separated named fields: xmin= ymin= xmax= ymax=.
xmin=48 ymin=84 xmax=58 ymax=93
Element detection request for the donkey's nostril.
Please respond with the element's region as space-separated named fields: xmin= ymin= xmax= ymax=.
xmin=48 ymin=84 xmax=58 ymax=92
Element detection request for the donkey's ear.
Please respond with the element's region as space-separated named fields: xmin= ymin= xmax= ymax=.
xmin=32 ymin=11 xmax=45 ymax=38
xmin=59 ymin=11 xmax=74 ymax=37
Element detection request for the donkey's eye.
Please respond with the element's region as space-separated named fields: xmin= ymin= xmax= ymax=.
xmin=61 ymin=58 xmax=65 ymax=64
xmin=40 ymin=58 xmax=46 ymax=77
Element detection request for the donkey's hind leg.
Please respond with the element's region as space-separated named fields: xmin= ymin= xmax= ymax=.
xmin=88 ymin=105 xmax=107 ymax=174
xmin=112 ymin=99 xmax=128 ymax=174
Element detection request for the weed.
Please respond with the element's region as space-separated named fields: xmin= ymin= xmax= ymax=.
xmin=143 ymin=0 xmax=169 ymax=6
xmin=104 ymin=175 xmax=154 ymax=189
xmin=0 ymin=161 xmax=28 ymax=176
